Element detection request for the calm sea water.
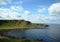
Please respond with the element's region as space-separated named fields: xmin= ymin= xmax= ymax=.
xmin=6 ymin=24 xmax=60 ymax=42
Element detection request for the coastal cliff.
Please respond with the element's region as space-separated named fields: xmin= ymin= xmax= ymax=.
xmin=0 ymin=20 xmax=48 ymax=29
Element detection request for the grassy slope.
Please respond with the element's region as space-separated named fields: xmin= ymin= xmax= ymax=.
xmin=0 ymin=20 xmax=48 ymax=29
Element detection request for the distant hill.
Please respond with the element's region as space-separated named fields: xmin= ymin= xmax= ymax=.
xmin=0 ymin=20 xmax=48 ymax=29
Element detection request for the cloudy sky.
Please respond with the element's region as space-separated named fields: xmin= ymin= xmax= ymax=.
xmin=0 ymin=0 xmax=60 ymax=24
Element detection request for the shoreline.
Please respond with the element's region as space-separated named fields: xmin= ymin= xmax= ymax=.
xmin=0 ymin=26 xmax=48 ymax=30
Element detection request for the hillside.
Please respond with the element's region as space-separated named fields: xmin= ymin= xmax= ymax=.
xmin=0 ymin=20 xmax=48 ymax=29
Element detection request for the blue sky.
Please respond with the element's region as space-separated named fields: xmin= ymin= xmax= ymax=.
xmin=0 ymin=0 xmax=60 ymax=24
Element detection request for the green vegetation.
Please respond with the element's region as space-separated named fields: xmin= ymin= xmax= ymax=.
xmin=0 ymin=39 xmax=42 ymax=42
xmin=0 ymin=36 xmax=42 ymax=42
xmin=0 ymin=20 xmax=48 ymax=29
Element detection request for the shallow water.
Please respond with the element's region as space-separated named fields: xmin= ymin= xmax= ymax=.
xmin=6 ymin=24 xmax=60 ymax=42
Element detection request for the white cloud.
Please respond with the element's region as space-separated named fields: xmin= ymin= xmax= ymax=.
xmin=0 ymin=6 xmax=31 ymax=20
xmin=22 ymin=13 xmax=45 ymax=23
xmin=10 ymin=6 xmax=24 ymax=12
xmin=24 ymin=10 xmax=30 ymax=15
xmin=23 ymin=10 xmax=44 ymax=23
xmin=0 ymin=0 xmax=23 ymax=5
xmin=0 ymin=0 xmax=11 ymax=5
xmin=43 ymin=15 xmax=60 ymax=24
xmin=0 ymin=0 xmax=7 ymax=4
xmin=45 ymin=3 xmax=60 ymax=23
xmin=0 ymin=7 xmax=23 ymax=20
xmin=13 ymin=2 xmax=60 ymax=24
xmin=31 ymin=3 xmax=60 ymax=23
xmin=29 ymin=14 xmax=45 ymax=23
xmin=37 ymin=7 xmax=46 ymax=13
xmin=48 ymin=3 xmax=60 ymax=16
xmin=0 ymin=0 xmax=46 ymax=23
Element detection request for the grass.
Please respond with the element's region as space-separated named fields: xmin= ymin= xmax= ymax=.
xmin=0 ymin=36 xmax=42 ymax=42
xmin=0 ymin=39 xmax=42 ymax=42
xmin=0 ymin=23 xmax=25 ymax=29
xmin=0 ymin=20 xmax=48 ymax=30
xmin=0 ymin=22 xmax=37 ymax=29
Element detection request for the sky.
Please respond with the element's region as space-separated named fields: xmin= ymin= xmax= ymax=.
xmin=0 ymin=0 xmax=60 ymax=24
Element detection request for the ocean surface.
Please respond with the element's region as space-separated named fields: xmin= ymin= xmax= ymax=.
xmin=5 ymin=24 xmax=60 ymax=42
